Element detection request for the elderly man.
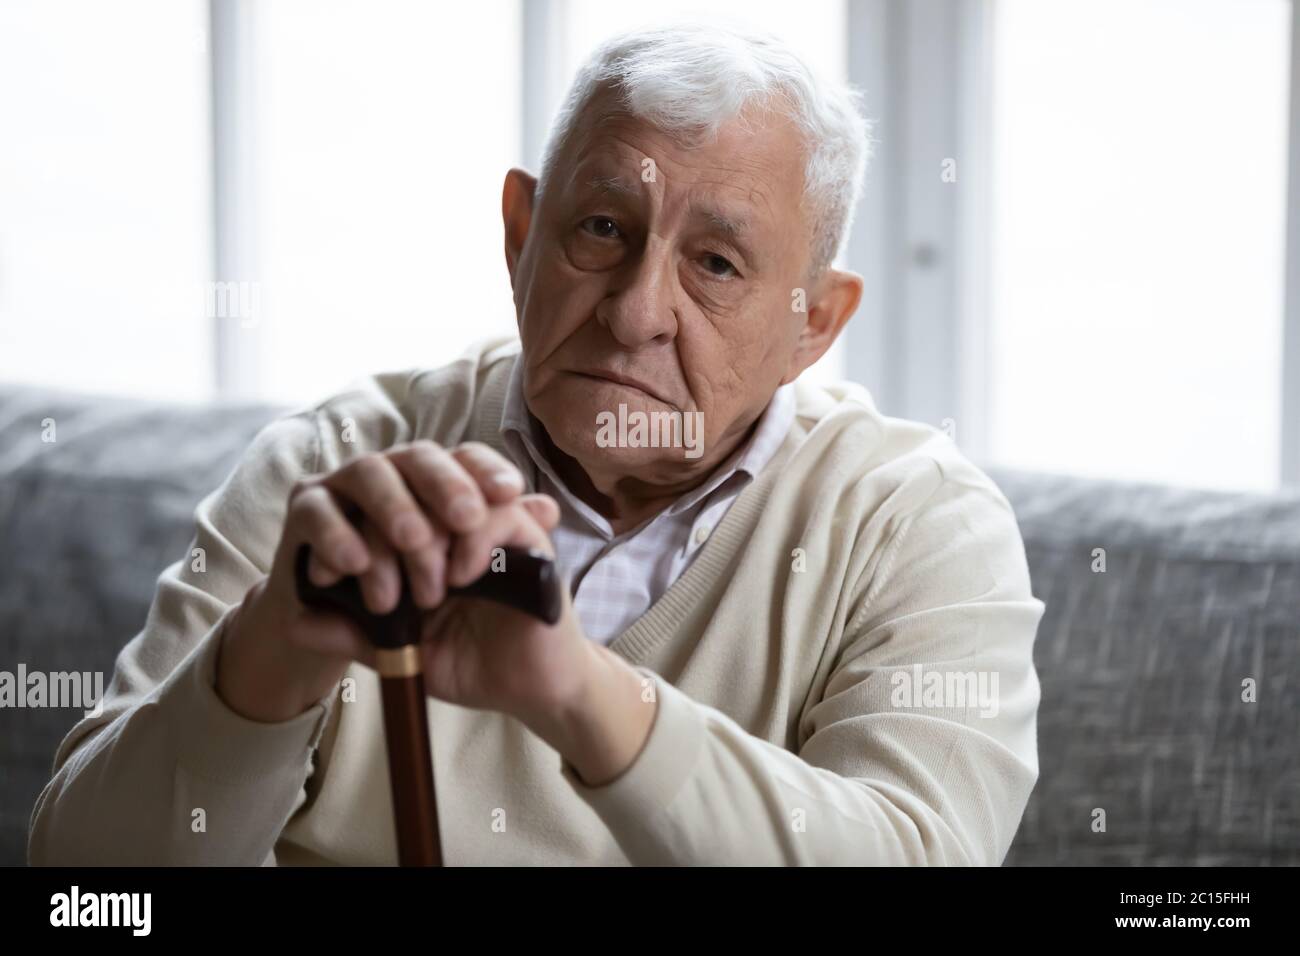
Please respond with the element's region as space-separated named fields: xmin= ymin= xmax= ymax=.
xmin=30 ymin=24 xmax=1042 ymax=866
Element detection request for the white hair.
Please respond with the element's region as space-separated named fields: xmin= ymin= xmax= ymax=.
xmin=537 ymin=22 xmax=873 ymax=273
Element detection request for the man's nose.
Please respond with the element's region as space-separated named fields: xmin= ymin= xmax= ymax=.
xmin=595 ymin=242 xmax=678 ymax=348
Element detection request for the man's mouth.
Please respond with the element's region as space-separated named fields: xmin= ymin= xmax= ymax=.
xmin=571 ymin=369 xmax=673 ymax=406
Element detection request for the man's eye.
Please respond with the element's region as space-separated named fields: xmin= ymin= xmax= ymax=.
xmin=580 ymin=216 xmax=622 ymax=239
xmin=702 ymin=253 xmax=738 ymax=278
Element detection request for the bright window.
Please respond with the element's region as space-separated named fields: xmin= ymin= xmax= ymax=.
xmin=0 ymin=0 xmax=212 ymax=401
xmin=987 ymin=0 xmax=1291 ymax=490
xmin=257 ymin=0 xmax=522 ymax=404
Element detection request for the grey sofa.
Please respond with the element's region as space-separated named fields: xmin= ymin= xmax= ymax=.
xmin=2 ymin=383 xmax=1297 ymax=866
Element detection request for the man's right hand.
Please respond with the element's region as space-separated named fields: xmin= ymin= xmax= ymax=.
xmin=215 ymin=440 xmax=538 ymax=723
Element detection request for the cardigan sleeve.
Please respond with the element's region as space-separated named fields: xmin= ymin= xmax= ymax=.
xmin=27 ymin=411 xmax=337 ymax=866
xmin=560 ymin=477 xmax=1044 ymax=865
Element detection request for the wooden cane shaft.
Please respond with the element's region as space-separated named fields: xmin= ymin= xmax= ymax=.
xmin=377 ymin=663 xmax=441 ymax=867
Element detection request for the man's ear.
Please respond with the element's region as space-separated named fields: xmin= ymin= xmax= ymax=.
xmin=502 ymin=168 xmax=538 ymax=283
xmin=783 ymin=269 xmax=864 ymax=383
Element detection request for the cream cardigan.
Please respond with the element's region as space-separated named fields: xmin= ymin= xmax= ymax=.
xmin=30 ymin=339 xmax=1044 ymax=866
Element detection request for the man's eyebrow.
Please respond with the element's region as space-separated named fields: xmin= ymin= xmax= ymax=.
xmin=697 ymin=208 xmax=750 ymax=241
xmin=585 ymin=175 xmax=641 ymax=198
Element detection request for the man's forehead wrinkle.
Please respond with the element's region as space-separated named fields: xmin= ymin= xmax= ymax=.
xmin=659 ymin=151 xmax=785 ymax=230
xmin=576 ymin=158 xmax=770 ymax=223
xmin=561 ymin=125 xmax=653 ymax=194
xmin=636 ymin=157 xmax=780 ymax=230
xmin=584 ymin=124 xmax=780 ymax=192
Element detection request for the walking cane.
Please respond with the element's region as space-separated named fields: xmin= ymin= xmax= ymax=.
xmin=293 ymin=541 xmax=564 ymax=866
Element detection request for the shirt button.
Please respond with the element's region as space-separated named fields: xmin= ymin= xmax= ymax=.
xmin=693 ymin=525 xmax=711 ymax=546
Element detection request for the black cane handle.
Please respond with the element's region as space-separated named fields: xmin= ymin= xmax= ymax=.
xmin=293 ymin=543 xmax=564 ymax=646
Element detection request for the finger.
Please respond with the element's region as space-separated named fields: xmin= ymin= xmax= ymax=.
xmin=449 ymin=442 xmax=527 ymax=503
xmin=325 ymin=453 xmax=435 ymax=554
xmin=403 ymin=527 xmax=448 ymax=609
xmin=517 ymin=493 xmax=560 ymax=531
xmin=447 ymin=502 xmax=552 ymax=587
xmin=308 ymin=550 xmax=345 ymax=588
xmin=387 ymin=442 xmax=488 ymax=533
xmin=358 ymin=519 xmax=403 ymax=615
xmin=288 ymin=482 xmax=369 ymax=577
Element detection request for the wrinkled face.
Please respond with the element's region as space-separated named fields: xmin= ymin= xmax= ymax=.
xmin=510 ymin=96 xmax=817 ymax=485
